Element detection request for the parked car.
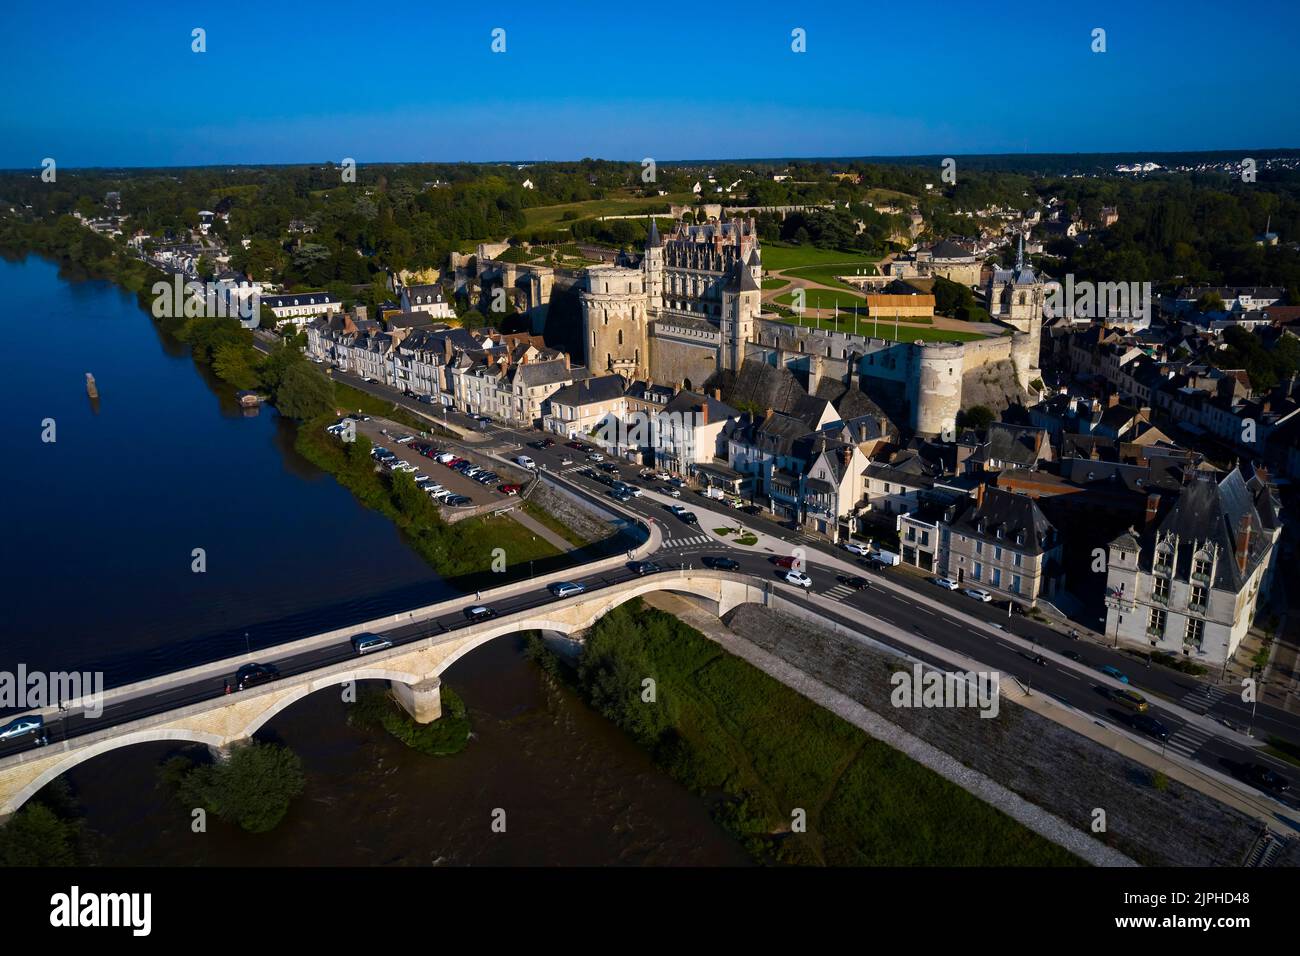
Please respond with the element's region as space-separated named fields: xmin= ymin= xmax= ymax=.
xmin=559 ymin=456 xmax=573 ymax=466
xmin=549 ymin=581 xmax=585 ymax=598
xmin=463 ymin=605 xmax=497 ymax=622
xmin=588 ymin=453 xmax=605 ymax=462
xmin=599 ymin=462 xmax=619 ymax=473
xmin=666 ymin=488 xmax=682 ymax=498
xmin=963 ymin=588 xmax=993 ymax=602
xmin=842 ymin=541 xmax=869 ymax=556
xmin=499 ymin=484 xmax=521 ymax=495
xmin=445 ymin=494 xmax=472 ymax=505
xmin=933 ymin=576 xmax=960 ymax=591
xmin=740 ymin=505 xmax=762 ymax=516
xmin=785 ymin=570 xmax=813 ymax=588
xmin=0 ymin=714 xmax=44 ymax=742
xmin=234 ymin=662 xmax=279 ymax=691
xmin=704 ymin=556 xmax=740 ymax=571
xmin=1098 ymin=664 xmax=1130 ymax=684
xmin=516 ymin=455 xmax=536 ymax=469
xmin=565 ymin=441 xmax=585 ymax=451
xmin=394 ymin=435 xmax=414 ymax=445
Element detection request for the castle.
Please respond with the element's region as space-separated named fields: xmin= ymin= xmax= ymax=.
xmin=580 ymin=218 xmax=1045 ymax=437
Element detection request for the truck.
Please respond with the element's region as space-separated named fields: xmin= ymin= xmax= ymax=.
xmin=869 ymin=549 xmax=901 ymax=567
xmin=702 ymin=487 xmax=725 ymax=501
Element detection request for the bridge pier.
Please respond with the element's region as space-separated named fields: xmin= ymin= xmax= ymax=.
xmin=391 ymin=677 xmax=442 ymax=724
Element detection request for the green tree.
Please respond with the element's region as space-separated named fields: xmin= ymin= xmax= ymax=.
xmin=959 ymin=405 xmax=996 ymax=431
xmin=0 ymin=803 xmax=83 ymax=866
xmin=274 ymin=362 xmax=335 ymax=420
xmin=174 ymin=741 xmax=306 ymax=833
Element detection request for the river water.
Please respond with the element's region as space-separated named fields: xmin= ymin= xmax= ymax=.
xmin=0 ymin=253 xmax=748 ymax=866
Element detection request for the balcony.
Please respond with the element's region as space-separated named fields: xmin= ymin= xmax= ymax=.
xmin=1190 ymin=570 xmax=1211 ymax=585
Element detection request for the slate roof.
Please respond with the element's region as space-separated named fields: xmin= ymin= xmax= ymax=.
xmin=548 ymin=374 xmax=625 ymax=407
xmin=948 ymin=486 xmax=1058 ymax=555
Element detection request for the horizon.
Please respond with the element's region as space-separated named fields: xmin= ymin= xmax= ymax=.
xmin=3 ymin=0 xmax=1298 ymax=168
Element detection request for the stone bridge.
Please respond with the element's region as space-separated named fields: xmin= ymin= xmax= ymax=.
xmin=0 ymin=571 xmax=769 ymax=822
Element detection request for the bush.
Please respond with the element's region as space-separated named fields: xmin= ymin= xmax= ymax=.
xmin=348 ymin=686 xmax=471 ymax=756
xmin=166 ymin=741 xmax=306 ymax=833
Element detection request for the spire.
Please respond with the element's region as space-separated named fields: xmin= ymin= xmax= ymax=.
xmin=1015 ymin=230 xmax=1024 ymax=271
xmin=646 ymin=216 xmax=662 ymax=249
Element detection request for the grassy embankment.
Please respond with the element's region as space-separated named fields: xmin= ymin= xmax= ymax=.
xmin=531 ymin=599 xmax=1081 ymax=866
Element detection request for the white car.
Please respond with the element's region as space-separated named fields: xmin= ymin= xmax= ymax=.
xmin=842 ymin=541 xmax=869 ymax=556
xmin=394 ymin=435 xmax=415 ymax=445
xmin=964 ymin=588 xmax=993 ymax=603
xmin=785 ymin=570 xmax=813 ymax=588
xmin=933 ymin=577 xmax=960 ymax=591
xmin=516 ymin=455 xmax=536 ymax=469
xmin=435 ymin=453 xmax=456 ymax=464
xmin=623 ymin=486 xmax=643 ymax=497
xmin=589 ymin=453 xmax=605 ymax=462
xmin=667 ymin=488 xmax=682 ymax=498
xmin=394 ymin=461 xmax=417 ymax=473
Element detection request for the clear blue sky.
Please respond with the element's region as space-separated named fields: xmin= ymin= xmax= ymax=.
xmin=2 ymin=0 xmax=1297 ymax=168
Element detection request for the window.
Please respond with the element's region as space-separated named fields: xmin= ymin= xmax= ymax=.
xmin=1011 ymin=575 xmax=1021 ymax=594
xmin=1147 ymin=608 xmax=1166 ymax=636
xmin=1185 ymin=617 xmax=1204 ymax=645
xmin=976 ymin=541 xmax=983 ymax=556
xmin=1189 ymin=584 xmax=1207 ymax=612
xmin=991 ymin=568 xmax=1001 ymax=586
xmin=973 ymin=562 xmax=983 ymax=581
xmin=1191 ymin=553 xmax=1211 ymax=582
xmin=1152 ymin=576 xmax=1169 ymax=604
xmin=995 ymin=545 xmax=1003 ymax=561
xmin=1014 ymin=553 xmax=1022 ymax=568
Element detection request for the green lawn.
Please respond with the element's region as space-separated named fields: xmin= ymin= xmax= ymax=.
xmin=761 ymin=242 xmax=879 ymax=273
xmin=783 ymin=262 xmax=880 ymax=294
xmin=565 ymin=600 xmax=1081 ymax=866
xmin=523 ymin=196 xmax=690 ymax=229
xmin=761 ymin=277 xmax=788 ymax=290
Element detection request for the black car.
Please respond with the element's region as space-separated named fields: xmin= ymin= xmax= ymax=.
xmin=599 ymin=462 xmax=619 ymax=473
xmin=630 ymin=560 xmax=663 ymax=575
xmin=704 ymin=556 xmax=740 ymax=571
xmin=1246 ymin=764 xmax=1291 ymax=793
xmin=679 ymin=511 xmax=699 ymax=525
xmin=1130 ymin=713 xmax=1169 ymax=740
xmin=463 ymin=605 xmax=497 ymax=622
xmin=234 ymin=663 xmax=279 ymax=691
xmin=839 ymin=575 xmax=869 ymax=590
xmin=740 ymin=505 xmax=762 ymax=516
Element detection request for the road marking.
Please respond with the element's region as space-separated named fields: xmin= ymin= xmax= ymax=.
xmin=1165 ymin=723 xmax=1213 ymax=758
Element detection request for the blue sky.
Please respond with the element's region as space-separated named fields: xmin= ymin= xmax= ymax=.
xmin=2 ymin=0 xmax=1297 ymax=168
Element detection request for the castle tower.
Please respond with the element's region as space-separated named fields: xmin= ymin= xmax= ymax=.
xmin=580 ymin=265 xmax=649 ymax=379
xmin=644 ymin=217 xmax=664 ymax=312
xmin=983 ymin=229 xmax=1045 ymax=374
xmin=720 ymin=263 xmax=761 ymax=372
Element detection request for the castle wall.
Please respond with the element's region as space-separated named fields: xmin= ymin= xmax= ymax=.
xmin=649 ymin=336 xmax=718 ymax=390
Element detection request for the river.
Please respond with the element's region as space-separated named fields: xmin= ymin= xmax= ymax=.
xmin=0 ymin=253 xmax=748 ymax=866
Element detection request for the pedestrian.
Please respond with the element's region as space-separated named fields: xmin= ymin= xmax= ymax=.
xmin=224 ymin=680 xmax=231 ymax=695
xmin=476 ymin=590 xmax=481 ymax=601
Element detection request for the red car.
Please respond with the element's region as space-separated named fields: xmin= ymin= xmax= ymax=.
xmin=443 ymin=457 xmax=463 ymax=468
xmin=774 ymin=555 xmax=799 ymax=569
xmin=565 ymin=440 xmax=584 ymax=450
xmin=499 ymin=483 xmax=521 ymax=495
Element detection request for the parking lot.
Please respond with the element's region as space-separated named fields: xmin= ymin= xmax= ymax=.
xmin=327 ymin=416 xmax=533 ymax=512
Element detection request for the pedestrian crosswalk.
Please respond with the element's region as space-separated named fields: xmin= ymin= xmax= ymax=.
xmin=824 ymin=583 xmax=856 ymax=600
xmin=664 ymin=534 xmax=711 ymax=549
xmin=1165 ymin=722 xmax=1214 ymax=758
xmin=1180 ymin=683 xmax=1227 ymax=714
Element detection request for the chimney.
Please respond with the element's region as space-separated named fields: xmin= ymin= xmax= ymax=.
xmin=765 ymin=407 xmax=774 ymax=421
xmin=1235 ymin=513 xmax=1252 ymax=575
xmin=564 ymin=352 xmax=571 ymax=370
xmin=699 ymin=402 xmax=709 ymax=425
xmin=1107 ymin=392 xmax=1120 ymax=408
xmin=975 ymin=482 xmax=986 ymax=509
xmin=714 ymin=387 xmax=722 ymax=401
xmin=1144 ymin=492 xmax=1160 ymax=528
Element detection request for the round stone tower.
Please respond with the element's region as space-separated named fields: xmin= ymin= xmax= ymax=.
xmin=912 ymin=342 xmax=966 ymax=438
xmin=581 ymin=265 xmax=649 ymax=379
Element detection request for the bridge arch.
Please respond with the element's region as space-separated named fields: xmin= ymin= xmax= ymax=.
xmin=239 ymin=665 xmax=425 ymax=738
xmin=4 ymin=727 xmax=226 ymax=819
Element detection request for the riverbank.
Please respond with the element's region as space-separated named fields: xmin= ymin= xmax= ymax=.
xmin=530 ymin=598 xmax=1080 ymax=866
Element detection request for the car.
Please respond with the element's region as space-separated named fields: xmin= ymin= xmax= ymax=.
xmin=666 ymin=488 xmax=681 ymax=498
xmin=528 ymin=441 xmax=547 ymax=450
xmin=1130 ymin=713 xmax=1169 ymax=741
xmin=630 ymin=561 xmax=663 ymax=576
xmin=668 ymin=477 xmax=685 ymax=488
xmin=774 ymin=555 xmax=799 ymax=569
xmin=559 ymin=456 xmax=573 ymax=466
xmin=679 ymin=511 xmax=698 ymax=524
xmin=549 ymin=581 xmax=585 ymax=598
xmin=599 ymin=462 xmax=619 ymax=473
xmin=1098 ymin=664 xmax=1130 ymax=684
xmin=565 ymin=441 xmax=585 ymax=451
xmin=0 ymin=714 xmax=44 ymax=741
xmin=394 ymin=435 xmax=414 ymax=445
xmin=842 ymin=541 xmax=870 ymax=556
xmin=622 ymin=485 xmax=642 ymax=497
xmin=234 ymin=662 xmax=280 ymax=691
xmin=932 ymin=576 xmax=960 ymax=591
xmin=1064 ymin=650 xmax=1085 ymax=664
xmin=393 ymin=461 xmax=417 ymax=474
xmin=963 ymin=588 xmax=993 ymax=602
xmin=839 ymin=575 xmax=869 ymax=590
xmin=463 ymin=605 xmax=497 ymax=622
xmin=611 ymin=489 xmax=633 ymax=502
xmin=740 ymin=505 xmax=762 ymax=516
xmin=351 ymin=632 xmax=393 ymax=655
xmin=499 ymin=484 xmax=521 ymax=495
xmin=1245 ymin=764 xmax=1292 ymax=794
xmin=413 ymin=473 xmax=433 ymax=485
xmin=704 ymin=556 xmax=740 ymax=571
xmin=436 ymin=453 xmax=457 ymax=464
xmin=588 ymin=453 xmax=605 ymax=462
xmin=785 ymin=570 xmax=813 ymax=588
xmin=1109 ymin=688 xmax=1149 ymax=713
xmin=539 ymin=439 xmax=555 ymax=448
xmin=654 ymin=472 xmax=672 ymax=482
xmin=516 ymin=455 xmax=536 ymax=469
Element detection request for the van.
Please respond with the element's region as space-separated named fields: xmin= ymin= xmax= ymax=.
xmin=351 ymin=632 xmax=393 ymax=655
xmin=516 ymin=455 xmax=536 ymax=469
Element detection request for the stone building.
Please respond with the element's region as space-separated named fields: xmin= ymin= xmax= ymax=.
xmin=1102 ymin=467 xmax=1282 ymax=667
xmin=937 ymin=484 xmax=1063 ymax=607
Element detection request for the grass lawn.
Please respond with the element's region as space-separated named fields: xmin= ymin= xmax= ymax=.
xmin=332 ymin=381 xmax=434 ymax=432
xmin=770 ymin=312 xmax=984 ymax=342
xmin=566 ymin=600 xmax=1081 ymax=866
xmin=761 ymin=241 xmax=879 ymax=273
xmin=523 ymin=196 xmax=690 ymax=229
xmin=783 ymin=262 xmax=880 ymax=293
xmin=522 ymin=499 xmax=595 ymax=549
xmin=761 ymin=277 xmax=788 ymax=290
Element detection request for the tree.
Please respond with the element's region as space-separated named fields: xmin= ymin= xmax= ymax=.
xmin=274 ymin=362 xmax=335 ymax=421
xmin=959 ymin=405 xmax=996 ymax=431
xmin=174 ymin=741 xmax=306 ymax=833
xmin=0 ymin=803 xmax=84 ymax=866
xmin=1195 ymin=291 xmax=1225 ymax=313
